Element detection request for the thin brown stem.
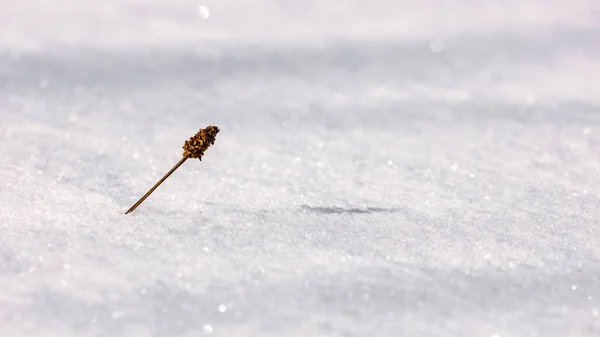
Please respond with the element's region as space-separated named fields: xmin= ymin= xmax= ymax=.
xmin=125 ymin=156 xmax=188 ymax=214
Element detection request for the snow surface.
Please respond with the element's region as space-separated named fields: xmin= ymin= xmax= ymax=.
xmin=2 ymin=1 xmax=600 ymax=336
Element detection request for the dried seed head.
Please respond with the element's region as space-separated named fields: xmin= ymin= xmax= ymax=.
xmin=125 ymin=125 xmax=220 ymax=214
xmin=183 ymin=125 xmax=220 ymax=159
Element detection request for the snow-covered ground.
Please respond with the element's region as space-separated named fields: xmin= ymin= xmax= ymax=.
xmin=2 ymin=1 xmax=600 ymax=336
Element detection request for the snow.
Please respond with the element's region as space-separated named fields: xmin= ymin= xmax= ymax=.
xmin=1 ymin=1 xmax=600 ymax=336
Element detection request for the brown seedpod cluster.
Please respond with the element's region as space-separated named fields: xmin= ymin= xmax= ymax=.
xmin=183 ymin=125 xmax=220 ymax=160
xmin=125 ymin=125 xmax=220 ymax=214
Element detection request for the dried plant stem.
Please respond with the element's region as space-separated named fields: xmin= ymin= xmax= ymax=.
xmin=125 ymin=125 xmax=219 ymax=214
xmin=125 ymin=156 xmax=188 ymax=214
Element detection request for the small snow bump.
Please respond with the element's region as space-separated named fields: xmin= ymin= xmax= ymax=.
xmin=39 ymin=79 xmax=49 ymax=89
xmin=111 ymin=310 xmax=125 ymax=320
xmin=218 ymin=304 xmax=227 ymax=313
xmin=203 ymin=325 xmax=213 ymax=334
xmin=583 ymin=127 xmax=591 ymax=135
xmin=525 ymin=94 xmax=536 ymax=105
xmin=197 ymin=6 xmax=210 ymax=20
xmin=429 ymin=39 xmax=445 ymax=53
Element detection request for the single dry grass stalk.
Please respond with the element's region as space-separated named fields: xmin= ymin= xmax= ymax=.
xmin=125 ymin=125 xmax=220 ymax=214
